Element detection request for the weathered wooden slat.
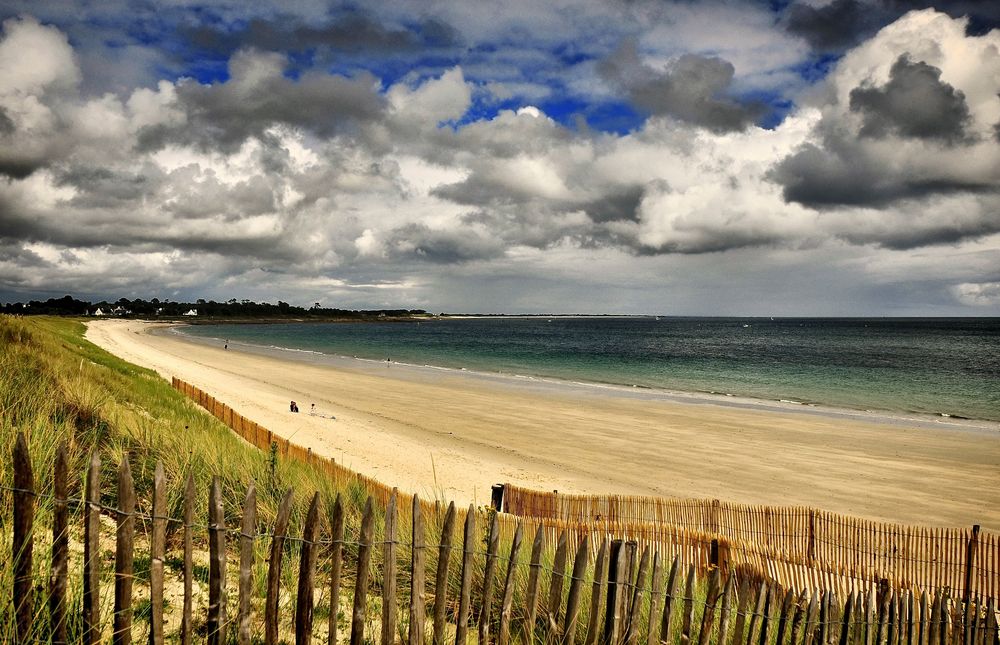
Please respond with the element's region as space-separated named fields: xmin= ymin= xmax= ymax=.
xmin=734 ymin=576 xmax=752 ymax=645
xmin=585 ymin=538 xmax=609 ymax=645
xmin=804 ymin=591 xmax=820 ymax=645
xmin=525 ymin=524 xmax=546 ymax=643
xmin=929 ymin=591 xmax=941 ymax=645
xmin=840 ymin=591 xmax=856 ymax=645
xmin=12 ymin=432 xmax=34 ymax=645
xmin=565 ymin=535 xmax=591 ymax=645
xmin=181 ymin=472 xmax=195 ymax=645
xmin=405 ymin=495 xmax=425 ymax=645
xmin=645 ymin=552 xmax=665 ymax=645
xmin=818 ymin=591 xmax=830 ymax=645
xmin=267 ymin=488 xmax=295 ymax=645
xmin=746 ymin=582 xmax=767 ymax=645
xmin=382 ymin=491 xmax=399 ymax=645
xmin=50 ymin=443 xmax=69 ymax=645
xmin=625 ymin=546 xmax=651 ymax=645
xmin=549 ymin=530 xmax=571 ymax=639
xmin=434 ymin=502 xmax=457 ymax=645
xmin=681 ymin=564 xmax=697 ymax=645
xmin=296 ymin=492 xmax=321 ymax=645
xmin=718 ymin=574 xmax=738 ymax=645
xmin=113 ymin=456 xmax=136 ymax=645
xmin=498 ymin=523 xmax=524 ymax=645
xmin=351 ymin=498 xmax=377 ymax=645
xmin=149 ymin=461 xmax=167 ymax=645
xmin=329 ymin=494 xmax=346 ymax=645
xmin=207 ymin=476 xmax=227 ymax=645
xmin=777 ymin=588 xmax=796 ymax=645
xmin=760 ymin=581 xmax=776 ymax=645
xmin=697 ymin=568 xmax=722 ymax=645
xmin=456 ymin=506 xmax=477 ymax=645
xmin=790 ymin=590 xmax=809 ymax=645
xmin=919 ymin=592 xmax=929 ymax=645
xmin=238 ymin=482 xmax=257 ymax=645
xmin=661 ymin=555 xmax=683 ymax=643
xmin=605 ymin=540 xmax=626 ymax=645
xmin=83 ymin=451 xmax=102 ymax=645
xmin=479 ymin=511 xmax=501 ymax=645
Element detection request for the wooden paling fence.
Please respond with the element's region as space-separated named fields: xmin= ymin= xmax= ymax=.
xmin=8 ymin=434 xmax=1000 ymax=645
xmin=173 ymin=376 xmax=997 ymax=602
xmin=496 ymin=486 xmax=999 ymax=600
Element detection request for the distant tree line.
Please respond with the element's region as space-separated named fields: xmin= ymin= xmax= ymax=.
xmin=0 ymin=295 xmax=427 ymax=319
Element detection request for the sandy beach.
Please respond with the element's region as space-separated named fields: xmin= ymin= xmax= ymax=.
xmin=85 ymin=319 xmax=1000 ymax=529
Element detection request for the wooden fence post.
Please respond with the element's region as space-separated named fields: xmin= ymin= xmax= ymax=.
xmin=645 ymin=552 xmax=664 ymax=645
xmin=434 ymin=502 xmax=457 ymax=645
xmin=492 ymin=484 xmax=505 ymax=512
xmin=328 ymin=494 xmax=345 ymax=645
xmin=624 ymin=546 xmax=651 ymax=645
xmin=207 ymin=476 xmax=227 ymax=645
xmin=456 ymin=506 xmax=477 ymax=645
xmin=381 ymin=491 xmax=399 ymax=645
xmin=296 ymin=492 xmax=321 ymax=645
xmin=604 ymin=539 xmax=625 ymax=645
xmin=149 ymin=461 xmax=167 ymax=645
xmin=697 ymin=569 xmax=722 ymax=645
xmin=267 ymin=488 xmax=295 ymax=645
xmin=525 ymin=524 xmax=546 ymax=643
xmin=12 ymin=432 xmax=34 ymax=645
xmin=410 ymin=495 xmax=427 ymax=645
xmin=351 ymin=498 xmax=376 ymax=645
xmin=963 ymin=526 xmax=980 ymax=605
xmin=239 ymin=483 xmax=257 ymax=645
xmin=549 ymin=530 xmax=571 ymax=639
xmin=181 ymin=473 xmax=195 ymax=645
xmin=498 ymin=524 xmax=524 ymax=645
xmin=718 ymin=574 xmax=738 ymax=645
xmin=113 ymin=456 xmax=135 ymax=645
xmin=808 ymin=509 xmax=817 ymax=567
xmin=480 ymin=511 xmax=501 ymax=645
xmin=661 ymin=555 xmax=683 ymax=645
xmin=50 ymin=443 xmax=69 ymax=645
xmin=586 ymin=538 xmax=609 ymax=645
xmin=565 ymin=535 xmax=591 ymax=645
xmin=680 ymin=565 xmax=697 ymax=645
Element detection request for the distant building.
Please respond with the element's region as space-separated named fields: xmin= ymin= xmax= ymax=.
xmin=92 ymin=308 xmax=105 ymax=316
xmin=183 ymin=309 xmax=198 ymax=316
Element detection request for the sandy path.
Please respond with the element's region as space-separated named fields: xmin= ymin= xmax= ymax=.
xmin=85 ymin=319 xmax=1000 ymax=529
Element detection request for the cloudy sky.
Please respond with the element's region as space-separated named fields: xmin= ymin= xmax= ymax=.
xmin=0 ymin=0 xmax=998 ymax=315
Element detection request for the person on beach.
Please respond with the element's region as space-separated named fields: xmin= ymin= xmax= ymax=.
xmin=224 ymin=340 xmax=228 ymax=349
xmin=290 ymin=400 xmax=298 ymax=413
xmin=310 ymin=403 xmax=316 ymax=415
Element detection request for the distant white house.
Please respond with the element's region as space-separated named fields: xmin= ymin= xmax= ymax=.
xmin=92 ymin=308 xmax=105 ymax=316
xmin=183 ymin=309 xmax=198 ymax=316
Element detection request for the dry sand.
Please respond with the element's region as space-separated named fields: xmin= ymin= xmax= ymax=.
xmin=85 ymin=319 xmax=999 ymax=529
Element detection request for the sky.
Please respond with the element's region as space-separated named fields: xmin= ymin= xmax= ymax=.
xmin=0 ymin=0 xmax=998 ymax=315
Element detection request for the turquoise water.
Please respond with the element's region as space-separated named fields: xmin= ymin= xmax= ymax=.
xmin=180 ymin=317 xmax=1000 ymax=422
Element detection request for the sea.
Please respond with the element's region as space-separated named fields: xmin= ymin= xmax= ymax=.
xmin=177 ymin=317 xmax=1000 ymax=424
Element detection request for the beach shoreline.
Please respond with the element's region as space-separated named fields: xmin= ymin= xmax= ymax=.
xmin=86 ymin=319 xmax=1000 ymax=529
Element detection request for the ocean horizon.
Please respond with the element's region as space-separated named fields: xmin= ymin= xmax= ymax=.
xmin=177 ymin=316 xmax=1000 ymax=424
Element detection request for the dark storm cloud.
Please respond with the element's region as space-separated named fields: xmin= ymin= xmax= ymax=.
xmin=785 ymin=0 xmax=886 ymax=51
xmin=137 ymin=52 xmax=384 ymax=152
xmin=385 ymin=223 xmax=505 ymax=263
xmin=784 ymin=0 xmax=1000 ymax=51
xmin=54 ymin=166 xmax=160 ymax=209
xmin=181 ymin=14 xmax=459 ymax=57
xmin=769 ymin=139 xmax=994 ymax=208
xmin=849 ymin=55 xmax=971 ymax=143
xmin=0 ymin=107 xmax=14 ymax=135
xmin=581 ymin=186 xmax=644 ymax=224
xmin=598 ymin=40 xmax=765 ymax=133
